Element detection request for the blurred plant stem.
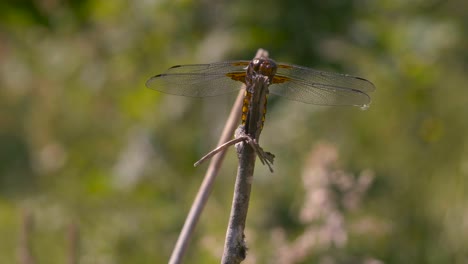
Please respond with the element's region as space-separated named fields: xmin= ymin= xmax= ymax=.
xmin=67 ymin=222 xmax=79 ymax=264
xmin=18 ymin=210 xmax=36 ymax=264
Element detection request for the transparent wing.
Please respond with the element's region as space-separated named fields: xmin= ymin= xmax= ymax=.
xmin=145 ymin=61 xmax=250 ymax=97
xmin=270 ymin=63 xmax=376 ymax=106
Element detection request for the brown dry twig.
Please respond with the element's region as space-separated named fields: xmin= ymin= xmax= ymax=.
xmin=168 ymin=48 xmax=270 ymax=264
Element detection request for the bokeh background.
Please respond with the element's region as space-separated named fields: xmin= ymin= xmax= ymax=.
xmin=1 ymin=0 xmax=467 ymax=263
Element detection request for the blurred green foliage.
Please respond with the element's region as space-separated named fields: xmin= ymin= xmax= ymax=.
xmin=1 ymin=0 xmax=467 ymax=263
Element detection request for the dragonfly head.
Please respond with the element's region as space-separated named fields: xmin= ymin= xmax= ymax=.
xmin=247 ymin=58 xmax=277 ymax=82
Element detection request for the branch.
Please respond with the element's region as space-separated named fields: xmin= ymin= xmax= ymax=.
xmin=221 ymin=76 xmax=271 ymax=264
xmin=168 ymin=48 xmax=270 ymax=264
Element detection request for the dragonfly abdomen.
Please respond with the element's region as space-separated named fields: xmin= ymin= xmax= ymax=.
xmin=241 ymin=90 xmax=268 ymax=129
xmin=241 ymin=90 xmax=251 ymax=126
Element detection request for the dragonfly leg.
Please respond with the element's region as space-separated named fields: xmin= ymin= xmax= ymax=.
xmin=194 ymin=127 xmax=275 ymax=172
xmin=245 ymin=137 xmax=275 ymax=173
xmin=235 ymin=128 xmax=275 ymax=172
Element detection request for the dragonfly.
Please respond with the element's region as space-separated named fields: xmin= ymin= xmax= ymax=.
xmin=146 ymin=58 xmax=375 ymax=170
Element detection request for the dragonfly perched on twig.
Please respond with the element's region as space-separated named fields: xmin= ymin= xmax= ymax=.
xmin=146 ymin=58 xmax=375 ymax=170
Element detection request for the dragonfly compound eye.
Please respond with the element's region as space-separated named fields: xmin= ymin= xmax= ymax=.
xmin=248 ymin=58 xmax=278 ymax=81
